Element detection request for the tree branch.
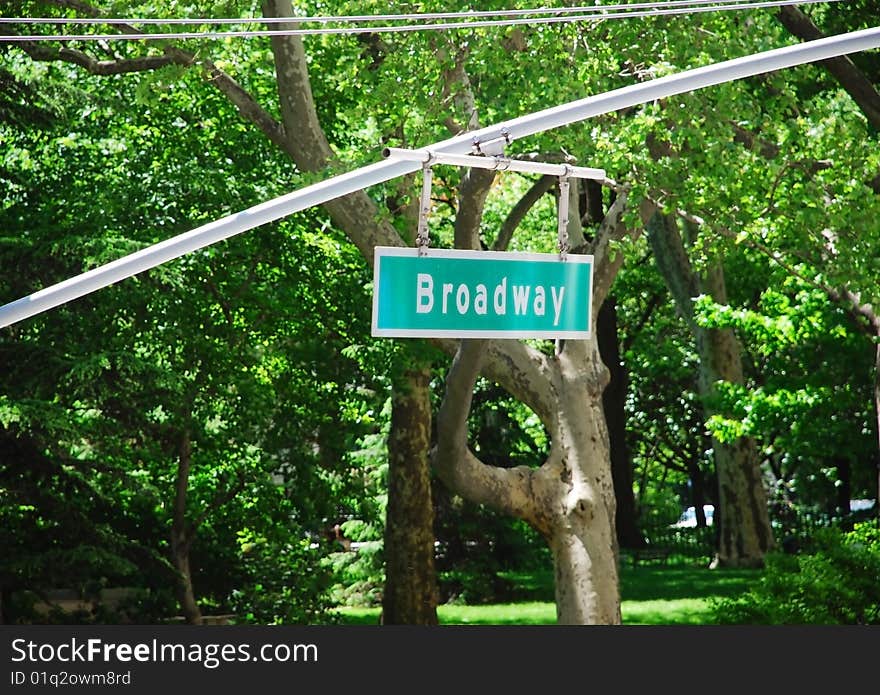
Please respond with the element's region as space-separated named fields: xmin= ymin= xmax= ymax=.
xmin=433 ymin=339 xmax=540 ymax=526
xmin=828 ymin=288 xmax=880 ymax=338
xmin=188 ymin=472 xmax=248 ymax=542
xmin=454 ymin=167 xmax=496 ymax=250
xmin=493 ymin=175 xmax=555 ymax=251
xmin=622 ymin=292 xmax=663 ymax=353
xmin=644 ymin=209 xmax=700 ymax=328
xmin=582 ymin=192 xmax=633 ymax=310
xmin=667 ymin=204 xmax=880 ymax=339
xmin=777 ymin=6 xmax=880 ymax=131
xmin=174 ymin=48 xmax=289 ymax=154
xmin=16 ymin=0 xmax=292 ymax=165
xmin=29 ymin=0 xmax=404 ymax=265
xmin=14 ymin=40 xmax=179 ymax=75
xmin=262 ymin=0 xmax=402 ymax=263
xmin=431 ymin=337 xmax=558 ymax=419
xmin=439 ymin=43 xmax=480 ymax=134
xmin=51 ymin=0 xmax=102 ymax=16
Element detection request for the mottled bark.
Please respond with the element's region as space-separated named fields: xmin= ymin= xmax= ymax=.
xmin=383 ymin=367 xmax=438 ymax=625
xmin=584 ymin=194 xmax=630 ymax=308
xmin=547 ymin=339 xmax=621 ymax=623
xmin=262 ymin=0 xmax=402 ymax=263
xmin=434 ymin=338 xmax=621 ymax=624
xmin=647 ymin=212 xmax=773 ymax=567
xmin=454 ymin=168 xmax=496 ymax=250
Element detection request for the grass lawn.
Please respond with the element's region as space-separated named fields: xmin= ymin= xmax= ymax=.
xmin=332 ymin=564 xmax=762 ymax=625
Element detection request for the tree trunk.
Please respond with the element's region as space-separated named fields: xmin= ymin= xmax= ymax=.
xmin=696 ymin=264 xmax=773 ymax=567
xmin=382 ymin=365 xmax=439 ymax=625
xmin=171 ymin=427 xmax=201 ymax=625
xmin=434 ymin=337 xmax=621 ymax=624
xmin=875 ymin=343 xmax=880 ymax=520
xmin=598 ymin=297 xmax=644 ymax=548
xmin=171 ymin=548 xmax=201 ymax=624
xmin=647 ymin=212 xmax=773 ymax=567
xmin=548 ymin=345 xmax=621 ymax=623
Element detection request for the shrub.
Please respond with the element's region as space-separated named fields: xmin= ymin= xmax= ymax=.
xmin=711 ymin=522 xmax=880 ymax=624
xmin=229 ymin=531 xmax=335 ymax=625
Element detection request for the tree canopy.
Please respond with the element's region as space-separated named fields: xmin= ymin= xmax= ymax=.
xmin=1 ymin=1 xmax=878 ymax=624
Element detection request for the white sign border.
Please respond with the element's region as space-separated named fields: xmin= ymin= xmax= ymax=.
xmin=371 ymin=246 xmax=594 ymax=340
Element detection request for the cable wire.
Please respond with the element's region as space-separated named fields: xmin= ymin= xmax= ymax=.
xmin=0 ymin=0 xmax=842 ymax=42
xmin=0 ymin=0 xmax=830 ymax=26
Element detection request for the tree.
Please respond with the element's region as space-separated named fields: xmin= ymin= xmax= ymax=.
xmin=647 ymin=212 xmax=773 ymax=566
xmin=0 ymin=52 xmax=373 ymax=623
xmin=9 ymin=1 xmax=879 ymax=621
xmin=382 ymin=365 xmax=438 ymax=624
xmin=694 ymin=277 xmax=878 ymax=528
xmin=773 ymin=3 xmax=880 ymax=513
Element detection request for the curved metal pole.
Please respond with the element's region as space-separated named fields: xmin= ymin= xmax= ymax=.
xmin=2 ymin=25 xmax=879 ymax=328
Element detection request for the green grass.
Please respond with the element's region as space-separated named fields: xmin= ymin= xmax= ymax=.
xmin=335 ymin=602 xmax=555 ymax=625
xmin=332 ymin=564 xmax=762 ymax=625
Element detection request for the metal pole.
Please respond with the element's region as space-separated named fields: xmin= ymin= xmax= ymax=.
xmin=3 ymin=25 xmax=880 ymax=328
xmin=0 ymin=159 xmax=416 ymax=328
xmin=382 ymin=146 xmax=606 ymax=179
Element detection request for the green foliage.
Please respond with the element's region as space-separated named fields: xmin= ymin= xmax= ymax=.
xmin=322 ymin=400 xmax=389 ymax=607
xmin=711 ymin=522 xmax=880 ymax=624
xmin=324 ymin=540 xmax=385 ymax=608
xmin=5 ymin=0 xmax=880 ymax=625
xmin=229 ymin=530 xmax=335 ymax=625
xmin=0 ymin=47 xmax=377 ymax=623
xmin=693 ymin=274 xmax=877 ymax=512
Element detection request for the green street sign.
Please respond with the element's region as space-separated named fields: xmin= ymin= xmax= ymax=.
xmin=371 ymin=247 xmax=593 ymax=339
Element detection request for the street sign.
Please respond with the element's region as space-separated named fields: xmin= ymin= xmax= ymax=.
xmin=371 ymin=247 xmax=593 ymax=339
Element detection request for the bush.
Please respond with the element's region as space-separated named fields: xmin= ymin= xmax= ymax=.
xmin=711 ymin=522 xmax=880 ymax=624
xmin=229 ymin=532 xmax=335 ymax=625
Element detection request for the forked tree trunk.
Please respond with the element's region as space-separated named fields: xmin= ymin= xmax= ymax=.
xmin=382 ymin=366 xmax=439 ymax=625
xmin=434 ymin=336 xmax=621 ymax=624
xmin=264 ymin=0 xmax=630 ymax=621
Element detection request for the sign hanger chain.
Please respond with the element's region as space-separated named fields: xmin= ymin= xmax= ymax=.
xmin=557 ymin=175 xmax=570 ymax=262
xmin=416 ymin=164 xmax=433 ymax=256
xmin=403 ymin=140 xmax=599 ymax=259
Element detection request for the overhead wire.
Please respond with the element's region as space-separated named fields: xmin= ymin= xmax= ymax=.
xmin=0 ymin=0 xmax=843 ymax=42
xmin=0 ymin=0 xmax=837 ymax=26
